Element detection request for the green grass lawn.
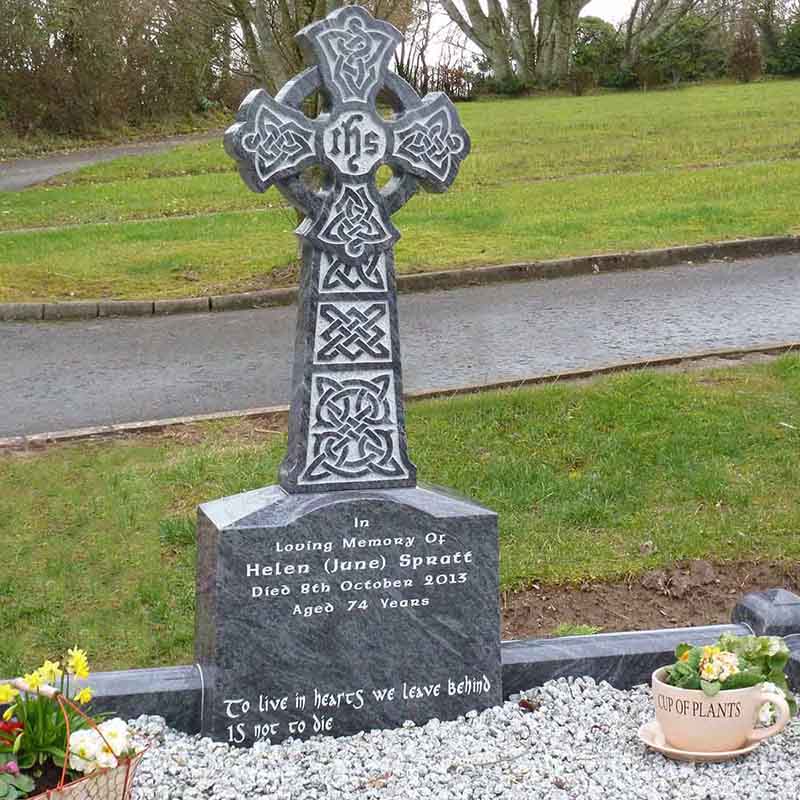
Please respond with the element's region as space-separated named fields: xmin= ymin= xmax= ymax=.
xmin=1 ymin=80 xmax=799 ymax=301
xmin=1 ymin=356 xmax=798 ymax=676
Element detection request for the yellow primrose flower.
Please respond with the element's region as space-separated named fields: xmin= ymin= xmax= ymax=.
xmin=715 ymin=651 xmax=740 ymax=682
xmin=74 ymin=687 xmax=93 ymax=705
xmin=67 ymin=647 xmax=90 ymax=680
xmin=39 ymin=660 xmax=62 ymax=684
xmin=700 ymin=662 xmax=719 ymax=681
xmin=701 ymin=645 xmax=720 ymax=661
xmin=0 ymin=684 xmax=19 ymax=704
xmin=23 ymin=670 xmax=45 ymax=691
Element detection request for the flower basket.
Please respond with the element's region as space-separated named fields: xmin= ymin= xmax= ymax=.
xmin=7 ymin=679 xmax=147 ymax=800
xmin=28 ymin=750 xmax=146 ymax=800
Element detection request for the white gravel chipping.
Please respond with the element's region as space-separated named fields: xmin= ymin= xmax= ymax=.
xmin=130 ymin=677 xmax=800 ymax=800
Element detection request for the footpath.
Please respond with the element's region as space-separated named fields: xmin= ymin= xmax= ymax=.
xmin=1 ymin=252 xmax=798 ymax=438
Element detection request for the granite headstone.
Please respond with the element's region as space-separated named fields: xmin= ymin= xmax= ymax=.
xmin=195 ymin=5 xmax=501 ymax=746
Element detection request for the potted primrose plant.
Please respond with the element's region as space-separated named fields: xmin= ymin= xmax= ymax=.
xmin=0 ymin=648 xmax=146 ymax=799
xmin=647 ymin=633 xmax=796 ymax=756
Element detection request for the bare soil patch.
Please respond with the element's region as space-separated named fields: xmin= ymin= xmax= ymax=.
xmin=501 ymin=559 xmax=800 ymax=639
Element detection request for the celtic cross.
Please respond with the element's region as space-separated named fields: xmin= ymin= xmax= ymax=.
xmin=225 ymin=6 xmax=470 ymax=493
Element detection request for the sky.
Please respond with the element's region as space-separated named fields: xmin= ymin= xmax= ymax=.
xmin=584 ymin=0 xmax=636 ymax=24
xmin=428 ymin=1 xmax=637 ymax=61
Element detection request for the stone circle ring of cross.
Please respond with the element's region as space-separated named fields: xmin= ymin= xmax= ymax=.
xmin=224 ymin=5 xmax=471 ymax=264
xmin=224 ymin=5 xmax=470 ymax=493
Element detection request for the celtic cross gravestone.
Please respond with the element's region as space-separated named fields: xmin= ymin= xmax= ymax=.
xmin=195 ymin=5 xmax=501 ymax=746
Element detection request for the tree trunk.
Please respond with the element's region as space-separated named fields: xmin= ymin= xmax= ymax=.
xmin=440 ymin=0 xmax=515 ymax=82
xmin=220 ymin=21 xmax=232 ymax=82
xmin=536 ymin=0 xmax=588 ymax=86
xmin=621 ymin=0 xmax=700 ymax=72
xmin=508 ymin=0 xmax=536 ymax=83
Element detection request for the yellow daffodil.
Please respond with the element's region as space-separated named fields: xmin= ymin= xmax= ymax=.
xmin=39 ymin=659 xmax=62 ymax=684
xmin=23 ymin=670 xmax=44 ymax=691
xmin=74 ymin=687 xmax=93 ymax=705
xmin=0 ymin=684 xmax=19 ymax=704
xmin=2 ymin=706 xmax=15 ymax=721
xmin=67 ymin=647 xmax=90 ymax=680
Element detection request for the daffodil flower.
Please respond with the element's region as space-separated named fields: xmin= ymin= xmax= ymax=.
xmin=0 ymin=684 xmax=19 ymax=704
xmin=74 ymin=687 xmax=93 ymax=705
xmin=22 ymin=671 xmax=44 ymax=691
xmin=67 ymin=647 xmax=90 ymax=680
xmin=38 ymin=660 xmax=62 ymax=684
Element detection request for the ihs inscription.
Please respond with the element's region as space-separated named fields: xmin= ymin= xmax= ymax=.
xmin=324 ymin=111 xmax=386 ymax=176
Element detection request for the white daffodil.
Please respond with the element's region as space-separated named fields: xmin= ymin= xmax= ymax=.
xmin=716 ymin=651 xmax=740 ymax=682
xmin=701 ymin=661 xmax=720 ymax=681
xmin=68 ymin=753 xmax=96 ymax=774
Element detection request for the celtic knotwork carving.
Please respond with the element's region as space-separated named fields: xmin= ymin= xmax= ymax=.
xmin=319 ymin=253 xmax=387 ymax=293
xmin=304 ymin=8 xmax=400 ymax=104
xmin=224 ymin=89 xmax=317 ymax=192
xmin=225 ymin=9 xmax=470 ymax=264
xmin=305 ymin=182 xmax=398 ymax=262
xmin=315 ymin=302 xmax=390 ymax=363
xmin=300 ymin=373 xmax=408 ymax=484
xmin=390 ymin=94 xmax=470 ymax=189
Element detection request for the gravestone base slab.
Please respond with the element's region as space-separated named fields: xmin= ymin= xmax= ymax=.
xmin=196 ymin=483 xmax=501 ymax=745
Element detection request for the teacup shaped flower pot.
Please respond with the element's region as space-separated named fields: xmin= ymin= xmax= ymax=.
xmin=652 ymin=667 xmax=790 ymax=753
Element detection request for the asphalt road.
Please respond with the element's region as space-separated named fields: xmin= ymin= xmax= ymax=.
xmin=2 ymin=254 xmax=799 ymax=437
xmin=0 ymin=131 xmax=221 ymax=191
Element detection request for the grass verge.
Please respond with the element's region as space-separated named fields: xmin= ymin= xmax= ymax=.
xmin=1 ymin=356 xmax=798 ymax=676
xmin=2 ymin=161 xmax=800 ymax=300
xmin=1 ymin=81 xmax=799 ymax=301
xmin=552 ymin=624 xmax=604 ymax=637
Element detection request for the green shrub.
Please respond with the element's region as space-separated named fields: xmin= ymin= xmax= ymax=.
xmin=776 ymin=20 xmax=800 ymax=75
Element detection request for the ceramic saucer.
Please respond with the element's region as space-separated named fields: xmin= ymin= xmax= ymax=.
xmin=638 ymin=719 xmax=761 ymax=763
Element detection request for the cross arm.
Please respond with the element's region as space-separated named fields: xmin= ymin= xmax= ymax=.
xmin=385 ymin=93 xmax=471 ymax=193
xmin=224 ymin=88 xmax=321 ymax=194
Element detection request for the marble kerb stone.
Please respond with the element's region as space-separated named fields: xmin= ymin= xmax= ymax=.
xmin=6 ymin=613 xmax=799 ymax=736
xmin=733 ymin=589 xmax=800 ymax=637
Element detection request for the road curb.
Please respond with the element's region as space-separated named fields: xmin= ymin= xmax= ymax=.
xmin=2 ymin=235 xmax=799 ymax=322
xmin=2 ymin=342 xmax=796 ymax=450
